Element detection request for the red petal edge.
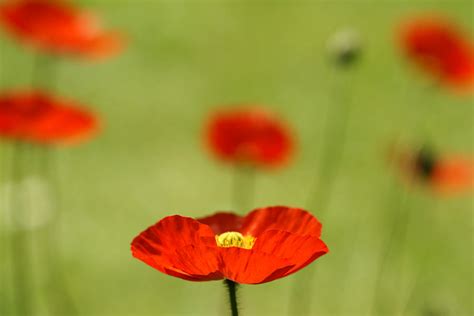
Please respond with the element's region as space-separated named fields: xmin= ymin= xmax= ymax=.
xmin=197 ymin=212 xmax=243 ymax=235
xmin=131 ymin=215 xmax=223 ymax=282
xmin=241 ymin=206 xmax=323 ymax=238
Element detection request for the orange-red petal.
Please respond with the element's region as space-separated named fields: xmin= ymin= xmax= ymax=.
xmin=241 ymin=206 xmax=322 ymax=238
xmin=218 ymin=231 xmax=328 ymax=284
xmin=29 ymin=104 xmax=99 ymax=145
xmin=0 ymin=91 xmax=98 ymax=145
xmin=0 ymin=0 xmax=123 ymax=59
xmin=253 ymin=229 xmax=329 ymax=276
xmin=205 ymin=107 xmax=294 ymax=168
xmin=218 ymin=247 xmax=293 ymax=284
xmin=399 ymin=15 xmax=474 ymax=90
xmin=131 ymin=215 xmax=222 ymax=282
xmin=431 ymin=157 xmax=474 ymax=194
xmin=197 ymin=212 xmax=244 ymax=235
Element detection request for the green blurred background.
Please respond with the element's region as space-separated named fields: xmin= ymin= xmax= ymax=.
xmin=0 ymin=0 xmax=473 ymax=315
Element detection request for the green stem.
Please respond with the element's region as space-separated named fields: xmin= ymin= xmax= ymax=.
xmin=37 ymin=147 xmax=77 ymax=315
xmin=0 ymin=144 xmax=12 ymax=315
xmin=225 ymin=279 xmax=239 ymax=316
xmin=289 ymin=66 xmax=353 ymax=316
xmin=370 ymin=181 xmax=411 ymax=315
xmin=32 ymin=53 xmax=58 ymax=91
xmin=10 ymin=143 xmax=33 ymax=316
xmin=306 ymin=68 xmax=352 ymax=217
xmin=31 ymin=53 xmax=76 ymax=315
xmin=370 ymin=74 xmax=439 ymax=316
xmin=232 ymin=165 xmax=255 ymax=213
xmin=398 ymin=196 xmax=438 ymax=315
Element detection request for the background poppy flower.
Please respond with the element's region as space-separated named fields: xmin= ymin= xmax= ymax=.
xmin=399 ymin=15 xmax=474 ymax=89
xmin=131 ymin=206 xmax=328 ymax=284
xmin=205 ymin=107 xmax=294 ymax=168
xmin=392 ymin=145 xmax=473 ymax=195
xmin=430 ymin=156 xmax=474 ymax=194
xmin=0 ymin=0 xmax=122 ymax=59
xmin=0 ymin=90 xmax=99 ymax=145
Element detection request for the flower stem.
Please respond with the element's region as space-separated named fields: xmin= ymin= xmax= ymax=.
xmin=36 ymin=147 xmax=77 ymax=315
xmin=232 ymin=165 xmax=255 ymax=213
xmin=306 ymin=66 xmax=352 ymax=218
xmin=370 ymin=79 xmax=439 ymax=315
xmin=32 ymin=53 xmax=58 ymax=91
xmin=9 ymin=143 xmax=34 ymax=316
xmin=289 ymin=66 xmax=354 ymax=316
xmin=224 ymin=279 xmax=239 ymax=316
xmin=31 ymin=54 xmax=76 ymax=314
xmin=369 ymin=180 xmax=410 ymax=315
xmin=0 ymin=144 xmax=13 ymax=315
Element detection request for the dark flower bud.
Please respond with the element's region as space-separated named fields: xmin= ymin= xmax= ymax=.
xmin=415 ymin=145 xmax=437 ymax=179
xmin=327 ymin=29 xmax=362 ymax=67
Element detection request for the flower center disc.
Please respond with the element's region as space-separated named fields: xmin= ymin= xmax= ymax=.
xmin=215 ymin=231 xmax=255 ymax=249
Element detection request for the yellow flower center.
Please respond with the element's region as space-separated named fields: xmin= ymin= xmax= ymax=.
xmin=215 ymin=231 xmax=256 ymax=249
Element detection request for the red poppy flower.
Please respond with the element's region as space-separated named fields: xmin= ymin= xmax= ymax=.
xmin=0 ymin=90 xmax=98 ymax=145
xmin=430 ymin=156 xmax=474 ymax=195
xmin=0 ymin=0 xmax=122 ymax=59
xmin=131 ymin=206 xmax=328 ymax=284
xmin=399 ymin=15 xmax=474 ymax=90
xmin=205 ymin=107 xmax=294 ymax=168
xmin=392 ymin=145 xmax=473 ymax=195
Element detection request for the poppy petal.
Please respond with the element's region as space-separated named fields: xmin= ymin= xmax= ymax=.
xmin=431 ymin=157 xmax=474 ymax=194
xmin=218 ymin=248 xmax=293 ymax=284
xmin=253 ymin=229 xmax=329 ymax=276
xmin=77 ymin=31 xmax=124 ymax=60
xmin=205 ymin=107 xmax=294 ymax=168
xmin=197 ymin=212 xmax=244 ymax=235
xmin=0 ymin=0 xmax=123 ymax=59
xmin=399 ymin=16 xmax=474 ymax=90
xmin=241 ymin=206 xmax=322 ymax=238
xmin=30 ymin=105 xmax=99 ymax=145
xmin=131 ymin=215 xmax=222 ymax=281
xmin=0 ymin=91 xmax=98 ymax=145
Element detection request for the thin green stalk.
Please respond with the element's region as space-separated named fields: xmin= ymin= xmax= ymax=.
xmin=288 ymin=67 xmax=354 ymax=316
xmin=369 ymin=181 xmax=411 ymax=315
xmin=32 ymin=53 xmax=58 ymax=91
xmin=0 ymin=144 xmax=12 ymax=316
xmin=0 ymin=39 xmax=5 ymax=88
xmin=232 ymin=165 xmax=255 ymax=213
xmin=393 ymin=84 xmax=441 ymax=315
xmin=31 ymin=53 xmax=77 ymax=315
xmin=398 ymin=196 xmax=438 ymax=315
xmin=370 ymin=80 xmax=439 ymax=315
xmin=224 ymin=279 xmax=239 ymax=316
xmin=305 ymin=69 xmax=352 ymax=216
xmin=36 ymin=147 xmax=77 ymax=316
xmin=9 ymin=143 xmax=34 ymax=316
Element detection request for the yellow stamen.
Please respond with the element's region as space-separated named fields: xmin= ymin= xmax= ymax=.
xmin=215 ymin=231 xmax=256 ymax=249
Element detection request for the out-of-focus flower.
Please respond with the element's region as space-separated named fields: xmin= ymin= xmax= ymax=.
xmin=131 ymin=206 xmax=328 ymax=284
xmin=327 ymin=29 xmax=362 ymax=67
xmin=0 ymin=90 xmax=98 ymax=145
xmin=205 ymin=107 xmax=294 ymax=168
xmin=391 ymin=145 xmax=474 ymax=195
xmin=0 ymin=0 xmax=123 ymax=59
xmin=399 ymin=15 xmax=474 ymax=90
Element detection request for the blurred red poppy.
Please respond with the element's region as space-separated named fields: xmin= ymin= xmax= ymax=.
xmin=430 ymin=156 xmax=474 ymax=195
xmin=392 ymin=145 xmax=473 ymax=195
xmin=399 ymin=15 xmax=474 ymax=90
xmin=0 ymin=0 xmax=122 ymax=59
xmin=205 ymin=107 xmax=294 ymax=168
xmin=131 ymin=206 xmax=328 ymax=284
xmin=0 ymin=90 xmax=98 ymax=145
